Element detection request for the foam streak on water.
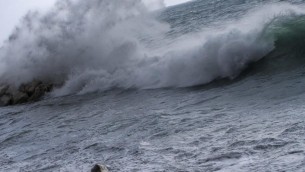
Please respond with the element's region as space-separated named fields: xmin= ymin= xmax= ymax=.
xmin=1 ymin=68 xmax=305 ymax=171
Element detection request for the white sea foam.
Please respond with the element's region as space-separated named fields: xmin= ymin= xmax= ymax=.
xmin=0 ymin=1 xmax=304 ymax=96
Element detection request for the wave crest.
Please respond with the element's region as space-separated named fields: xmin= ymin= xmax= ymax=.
xmin=0 ymin=1 xmax=304 ymax=96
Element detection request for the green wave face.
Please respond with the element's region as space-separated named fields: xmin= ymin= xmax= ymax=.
xmin=254 ymin=15 xmax=305 ymax=72
xmin=270 ymin=15 xmax=305 ymax=54
xmin=241 ymin=15 xmax=305 ymax=76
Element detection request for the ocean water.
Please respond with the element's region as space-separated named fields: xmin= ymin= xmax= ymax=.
xmin=1 ymin=0 xmax=305 ymax=171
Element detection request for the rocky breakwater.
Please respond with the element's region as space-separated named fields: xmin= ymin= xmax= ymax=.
xmin=0 ymin=80 xmax=53 ymax=106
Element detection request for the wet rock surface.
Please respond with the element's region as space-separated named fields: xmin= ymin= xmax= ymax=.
xmin=0 ymin=80 xmax=53 ymax=106
xmin=91 ymin=164 xmax=109 ymax=172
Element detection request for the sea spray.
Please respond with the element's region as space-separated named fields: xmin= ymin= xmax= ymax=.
xmin=0 ymin=0 xmax=169 ymax=88
xmin=0 ymin=1 xmax=304 ymax=97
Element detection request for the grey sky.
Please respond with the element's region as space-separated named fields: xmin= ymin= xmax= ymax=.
xmin=0 ymin=0 xmax=56 ymax=46
xmin=0 ymin=0 xmax=190 ymax=46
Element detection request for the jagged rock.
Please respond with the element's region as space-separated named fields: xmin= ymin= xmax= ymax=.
xmin=0 ymin=80 xmax=54 ymax=106
xmin=29 ymin=83 xmax=52 ymax=101
xmin=19 ymin=80 xmax=43 ymax=96
xmin=0 ymin=95 xmax=12 ymax=106
xmin=30 ymin=85 xmax=45 ymax=101
xmin=91 ymin=164 xmax=109 ymax=172
xmin=0 ymin=85 xmax=9 ymax=96
xmin=13 ymin=92 xmax=29 ymax=104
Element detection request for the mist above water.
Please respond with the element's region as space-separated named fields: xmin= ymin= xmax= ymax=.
xmin=0 ymin=0 xmax=304 ymax=96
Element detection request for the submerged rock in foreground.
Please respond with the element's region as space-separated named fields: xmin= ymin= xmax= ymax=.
xmin=91 ymin=164 xmax=109 ymax=172
xmin=0 ymin=80 xmax=53 ymax=106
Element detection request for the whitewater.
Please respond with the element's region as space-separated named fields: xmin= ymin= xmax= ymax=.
xmin=1 ymin=0 xmax=305 ymax=171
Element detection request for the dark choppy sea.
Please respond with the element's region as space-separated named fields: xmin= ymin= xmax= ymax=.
xmin=1 ymin=0 xmax=305 ymax=171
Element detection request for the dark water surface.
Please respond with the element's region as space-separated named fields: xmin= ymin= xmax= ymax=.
xmin=1 ymin=0 xmax=305 ymax=171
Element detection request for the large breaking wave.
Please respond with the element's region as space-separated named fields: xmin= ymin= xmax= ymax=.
xmin=0 ymin=0 xmax=304 ymax=96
